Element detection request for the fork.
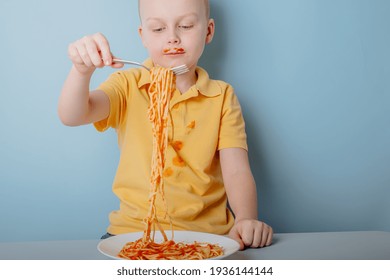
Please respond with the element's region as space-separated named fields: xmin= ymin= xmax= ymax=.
xmin=112 ymin=58 xmax=189 ymax=75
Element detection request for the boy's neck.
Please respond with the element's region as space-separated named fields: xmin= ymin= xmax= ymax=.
xmin=175 ymin=70 xmax=197 ymax=94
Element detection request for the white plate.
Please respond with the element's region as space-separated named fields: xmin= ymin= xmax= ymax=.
xmin=97 ymin=231 xmax=240 ymax=260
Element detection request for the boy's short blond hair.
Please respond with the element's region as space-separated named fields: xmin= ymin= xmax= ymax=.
xmin=138 ymin=0 xmax=210 ymax=20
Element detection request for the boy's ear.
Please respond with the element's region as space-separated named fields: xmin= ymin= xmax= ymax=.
xmin=205 ymin=18 xmax=215 ymax=44
xmin=138 ymin=26 xmax=147 ymax=48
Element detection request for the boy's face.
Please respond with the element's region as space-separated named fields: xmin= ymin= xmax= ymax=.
xmin=138 ymin=0 xmax=214 ymax=71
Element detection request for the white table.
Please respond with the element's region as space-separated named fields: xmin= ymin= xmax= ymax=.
xmin=0 ymin=231 xmax=389 ymax=260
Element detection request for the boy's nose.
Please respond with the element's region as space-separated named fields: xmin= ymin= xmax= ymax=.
xmin=167 ymin=30 xmax=180 ymax=45
xmin=168 ymin=37 xmax=180 ymax=44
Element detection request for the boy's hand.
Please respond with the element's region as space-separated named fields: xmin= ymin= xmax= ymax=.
xmin=228 ymin=219 xmax=273 ymax=250
xmin=68 ymin=33 xmax=123 ymax=75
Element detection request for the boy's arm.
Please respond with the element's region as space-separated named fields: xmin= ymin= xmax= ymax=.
xmin=58 ymin=33 xmax=123 ymax=126
xmin=220 ymin=147 xmax=273 ymax=250
xmin=58 ymin=66 xmax=110 ymax=126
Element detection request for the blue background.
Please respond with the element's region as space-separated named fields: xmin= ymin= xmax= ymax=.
xmin=1 ymin=0 xmax=389 ymax=242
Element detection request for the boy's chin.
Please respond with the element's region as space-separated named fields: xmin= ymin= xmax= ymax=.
xmin=152 ymin=57 xmax=189 ymax=69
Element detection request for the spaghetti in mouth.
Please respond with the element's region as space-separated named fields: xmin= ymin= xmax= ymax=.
xmin=117 ymin=67 xmax=224 ymax=260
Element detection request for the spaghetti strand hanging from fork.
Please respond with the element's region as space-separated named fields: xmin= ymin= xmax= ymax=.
xmin=143 ymin=66 xmax=176 ymax=243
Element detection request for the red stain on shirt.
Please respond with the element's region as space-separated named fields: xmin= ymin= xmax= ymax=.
xmin=163 ymin=167 xmax=174 ymax=177
xmin=173 ymin=156 xmax=186 ymax=167
xmin=187 ymin=120 xmax=196 ymax=129
xmin=172 ymin=141 xmax=184 ymax=151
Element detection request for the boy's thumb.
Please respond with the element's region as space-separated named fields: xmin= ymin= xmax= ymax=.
xmin=228 ymin=229 xmax=245 ymax=250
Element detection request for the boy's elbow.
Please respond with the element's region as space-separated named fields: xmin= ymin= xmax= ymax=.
xmin=57 ymin=109 xmax=83 ymax=127
xmin=60 ymin=119 xmax=81 ymax=127
xmin=58 ymin=116 xmax=79 ymax=127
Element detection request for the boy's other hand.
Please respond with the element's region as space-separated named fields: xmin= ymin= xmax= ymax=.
xmin=68 ymin=33 xmax=123 ymax=75
xmin=228 ymin=219 xmax=273 ymax=250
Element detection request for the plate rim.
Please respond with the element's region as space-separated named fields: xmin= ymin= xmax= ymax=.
xmin=97 ymin=230 xmax=240 ymax=260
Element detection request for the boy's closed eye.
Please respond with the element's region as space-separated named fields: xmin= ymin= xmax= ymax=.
xmin=151 ymin=25 xmax=194 ymax=32
xmin=152 ymin=27 xmax=166 ymax=32
xmin=178 ymin=25 xmax=194 ymax=30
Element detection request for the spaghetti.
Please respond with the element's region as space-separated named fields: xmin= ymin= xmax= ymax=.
xmin=117 ymin=67 xmax=224 ymax=260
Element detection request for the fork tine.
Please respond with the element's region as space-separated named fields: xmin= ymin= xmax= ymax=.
xmin=172 ymin=65 xmax=189 ymax=75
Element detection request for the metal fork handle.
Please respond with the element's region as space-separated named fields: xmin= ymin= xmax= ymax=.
xmin=112 ymin=59 xmax=150 ymax=71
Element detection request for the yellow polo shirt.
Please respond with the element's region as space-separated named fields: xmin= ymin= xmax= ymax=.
xmin=94 ymin=59 xmax=247 ymax=235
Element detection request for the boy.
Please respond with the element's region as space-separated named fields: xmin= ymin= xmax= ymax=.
xmin=58 ymin=0 xmax=272 ymax=250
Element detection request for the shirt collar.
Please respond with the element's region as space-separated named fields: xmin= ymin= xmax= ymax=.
xmin=137 ymin=58 xmax=154 ymax=88
xmin=137 ymin=58 xmax=223 ymax=98
xmin=194 ymin=67 xmax=223 ymax=97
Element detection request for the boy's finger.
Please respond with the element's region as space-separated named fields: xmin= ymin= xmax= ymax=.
xmin=240 ymin=229 xmax=254 ymax=248
xmin=228 ymin=229 xmax=245 ymax=250
xmin=251 ymin=228 xmax=262 ymax=248
xmin=76 ymin=45 xmax=93 ymax=67
xmin=94 ymin=33 xmax=112 ymax=66
xmin=260 ymin=227 xmax=269 ymax=248
xmin=260 ymin=226 xmax=272 ymax=247
xmin=266 ymin=227 xmax=273 ymax=246
xmin=85 ymin=39 xmax=104 ymax=67
xmin=111 ymin=55 xmax=124 ymax=68
xmin=68 ymin=44 xmax=84 ymax=65
xmin=111 ymin=63 xmax=124 ymax=69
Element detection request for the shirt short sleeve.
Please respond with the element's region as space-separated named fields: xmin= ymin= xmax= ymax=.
xmin=218 ymin=86 xmax=248 ymax=151
xmin=93 ymin=71 xmax=130 ymax=132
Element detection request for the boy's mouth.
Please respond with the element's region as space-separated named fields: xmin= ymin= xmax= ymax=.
xmin=163 ymin=48 xmax=185 ymax=55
